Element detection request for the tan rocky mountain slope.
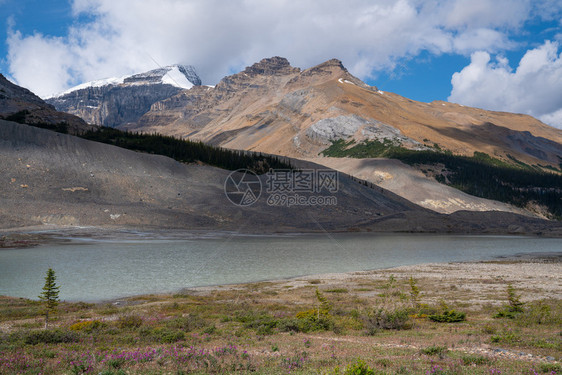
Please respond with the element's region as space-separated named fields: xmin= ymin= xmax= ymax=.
xmin=135 ymin=57 xmax=561 ymax=168
xmin=129 ymin=57 xmax=561 ymax=215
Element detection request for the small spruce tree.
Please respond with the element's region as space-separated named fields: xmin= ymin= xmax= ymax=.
xmin=39 ymin=268 xmax=60 ymax=328
xmin=494 ymin=284 xmax=524 ymax=319
xmin=506 ymin=284 xmax=524 ymax=313
xmin=315 ymin=288 xmax=332 ymax=319
xmin=409 ymin=276 xmax=420 ymax=308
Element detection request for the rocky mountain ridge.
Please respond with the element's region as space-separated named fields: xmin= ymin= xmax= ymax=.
xmin=132 ymin=57 xmax=561 ymax=169
xmin=45 ymin=65 xmax=201 ymax=128
xmin=127 ymin=57 xmax=562 ymax=217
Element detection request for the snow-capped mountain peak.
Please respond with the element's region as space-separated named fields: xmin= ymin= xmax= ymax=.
xmin=45 ymin=64 xmax=202 ymax=127
xmin=123 ymin=65 xmax=201 ymax=89
xmin=48 ymin=65 xmax=201 ymax=99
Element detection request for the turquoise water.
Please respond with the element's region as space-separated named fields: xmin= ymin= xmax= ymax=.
xmin=0 ymin=232 xmax=559 ymax=302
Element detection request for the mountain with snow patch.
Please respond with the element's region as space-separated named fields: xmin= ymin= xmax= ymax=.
xmin=46 ymin=65 xmax=201 ymax=128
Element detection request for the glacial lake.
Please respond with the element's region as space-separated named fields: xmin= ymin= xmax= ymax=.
xmin=0 ymin=232 xmax=560 ymax=302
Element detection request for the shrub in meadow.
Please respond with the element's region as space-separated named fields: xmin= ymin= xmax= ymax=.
xmin=116 ymin=314 xmax=143 ymax=329
xmin=460 ymin=354 xmax=492 ymax=365
xmin=69 ymin=320 xmax=104 ymax=332
xmin=236 ymin=311 xmax=279 ymax=335
xmin=490 ymin=326 xmax=520 ymax=344
xmin=293 ymin=309 xmax=334 ymax=332
xmin=363 ymin=307 xmax=411 ymax=334
xmin=420 ymin=345 xmax=448 ymax=356
xmin=428 ymin=309 xmax=466 ymax=323
xmin=428 ymin=301 xmax=466 ymax=323
xmin=23 ymin=329 xmax=80 ymax=345
xmin=525 ymin=302 xmax=552 ymax=325
xmin=539 ymin=363 xmax=561 ymax=373
xmin=328 ymin=359 xmax=380 ymax=375
xmin=139 ymin=327 xmax=185 ymax=343
xmin=165 ymin=314 xmax=205 ymax=331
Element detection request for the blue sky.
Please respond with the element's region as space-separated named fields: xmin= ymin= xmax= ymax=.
xmin=2 ymin=0 xmax=562 ymax=128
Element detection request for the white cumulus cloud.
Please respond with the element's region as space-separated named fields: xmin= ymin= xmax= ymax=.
xmin=7 ymin=31 xmax=76 ymax=96
xmin=5 ymin=0 xmax=562 ymax=100
xmin=449 ymin=41 xmax=562 ymax=129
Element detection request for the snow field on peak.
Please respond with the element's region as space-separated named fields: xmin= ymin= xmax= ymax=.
xmin=161 ymin=66 xmax=194 ymax=89
xmin=46 ymin=75 xmax=127 ymax=99
xmin=47 ymin=65 xmax=197 ymax=98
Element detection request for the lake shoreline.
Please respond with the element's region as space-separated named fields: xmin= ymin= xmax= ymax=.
xmin=100 ymin=251 xmax=561 ymax=307
xmin=2 ymin=251 xmax=560 ymax=307
xmin=2 ymin=229 xmax=561 ymax=303
xmin=2 ymin=224 xmax=561 ymax=250
xmin=2 ymin=251 xmax=560 ymax=305
xmin=182 ymin=253 xmax=561 ymax=292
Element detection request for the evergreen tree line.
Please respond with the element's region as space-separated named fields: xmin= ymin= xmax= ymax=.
xmin=323 ymin=139 xmax=562 ymax=219
xmin=80 ymin=127 xmax=293 ymax=173
xmin=1 ymin=110 xmax=69 ymax=133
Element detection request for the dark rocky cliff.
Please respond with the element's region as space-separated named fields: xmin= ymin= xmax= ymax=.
xmin=0 ymin=74 xmax=91 ymax=134
xmin=46 ymin=65 xmax=201 ymax=128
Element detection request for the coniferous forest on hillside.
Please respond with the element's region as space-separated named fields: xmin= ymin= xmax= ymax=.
xmin=3 ymin=116 xmax=293 ymax=173
xmin=322 ymin=139 xmax=562 ymax=219
xmin=80 ymin=127 xmax=293 ymax=173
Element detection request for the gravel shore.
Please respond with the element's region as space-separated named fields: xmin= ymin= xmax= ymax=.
xmin=192 ymin=252 xmax=562 ymax=307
